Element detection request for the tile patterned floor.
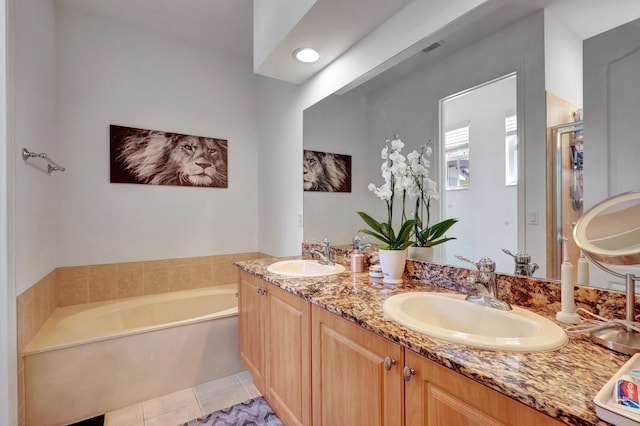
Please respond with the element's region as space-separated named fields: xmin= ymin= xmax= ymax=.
xmin=104 ymin=371 xmax=260 ymax=426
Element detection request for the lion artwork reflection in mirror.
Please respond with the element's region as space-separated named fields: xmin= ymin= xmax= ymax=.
xmin=110 ymin=125 xmax=228 ymax=188
xmin=303 ymin=149 xmax=351 ymax=192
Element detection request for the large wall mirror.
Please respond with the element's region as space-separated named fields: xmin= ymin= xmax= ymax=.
xmin=303 ymin=4 xmax=640 ymax=289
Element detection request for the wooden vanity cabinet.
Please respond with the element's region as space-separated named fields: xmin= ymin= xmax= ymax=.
xmin=238 ymin=270 xmax=265 ymax=392
xmin=238 ymin=270 xmax=311 ymax=426
xmin=239 ymin=269 xmax=567 ymax=426
xmin=404 ymin=350 xmax=564 ymax=426
xmin=311 ymin=305 xmax=404 ymax=426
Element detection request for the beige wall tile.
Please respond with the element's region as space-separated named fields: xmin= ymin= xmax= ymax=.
xmin=16 ymin=305 xmax=31 ymax=356
xmin=168 ymin=258 xmax=190 ymax=267
xmin=88 ymin=264 xmax=118 ymax=302
xmin=191 ymin=264 xmax=212 ymax=288
xmin=190 ymin=256 xmax=212 ymax=266
xmin=47 ymin=271 xmax=58 ymax=317
xmin=211 ymin=253 xmax=235 ymax=263
xmin=18 ymin=403 xmax=24 ymax=426
xmin=57 ymin=267 xmax=89 ymax=306
xmin=33 ymin=280 xmax=48 ymax=332
xmin=144 ymin=259 xmax=170 ymax=270
xmin=17 ymin=366 xmax=24 ymax=411
xmin=212 ymin=262 xmax=237 ymax=286
xmin=117 ymin=264 xmax=144 ymax=299
xmin=144 ymin=268 xmax=169 ymax=295
xmin=169 ymin=266 xmax=191 ymax=291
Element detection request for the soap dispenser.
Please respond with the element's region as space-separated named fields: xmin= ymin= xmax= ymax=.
xmin=351 ymin=236 xmax=368 ymax=273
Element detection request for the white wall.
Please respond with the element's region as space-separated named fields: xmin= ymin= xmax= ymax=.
xmin=55 ymin=7 xmax=259 ymax=266
xmin=544 ymin=9 xmax=583 ymax=107
xmin=256 ymin=76 xmax=306 ymax=256
xmin=0 ymin=0 xmax=13 ymax=420
xmin=11 ymin=0 xmax=58 ymax=292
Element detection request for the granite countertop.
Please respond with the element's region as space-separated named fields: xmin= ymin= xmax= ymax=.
xmin=235 ymin=257 xmax=630 ymax=426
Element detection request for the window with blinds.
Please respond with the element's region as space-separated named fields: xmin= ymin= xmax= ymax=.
xmin=505 ymin=115 xmax=518 ymax=186
xmin=445 ymin=125 xmax=470 ymax=190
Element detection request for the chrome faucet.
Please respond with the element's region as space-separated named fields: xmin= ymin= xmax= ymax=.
xmin=502 ymin=249 xmax=539 ymax=276
xmin=455 ymin=255 xmax=512 ymax=311
xmin=312 ymin=238 xmax=335 ymax=265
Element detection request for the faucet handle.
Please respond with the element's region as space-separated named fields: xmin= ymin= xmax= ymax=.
xmin=455 ymin=254 xmax=478 ymax=269
xmin=502 ymin=248 xmax=531 ymax=264
xmin=455 ymin=255 xmax=495 ymax=272
xmin=315 ymin=237 xmax=330 ymax=246
xmin=476 ymin=257 xmax=496 ymax=273
xmin=352 ymin=235 xmax=370 ymax=251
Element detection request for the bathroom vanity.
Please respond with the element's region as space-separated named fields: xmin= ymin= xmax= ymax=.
xmin=236 ymin=257 xmax=626 ymax=425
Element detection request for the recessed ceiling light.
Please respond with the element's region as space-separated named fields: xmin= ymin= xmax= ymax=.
xmin=293 ymin=48 xmax=321 ymax=63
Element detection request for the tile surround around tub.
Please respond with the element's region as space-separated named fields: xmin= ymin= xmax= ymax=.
xmin=55 ymin=252 xmax=270 ymax=306
xmin=16 ymin=251 xmax=271 ymax=426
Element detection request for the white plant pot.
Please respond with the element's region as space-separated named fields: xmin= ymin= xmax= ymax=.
xmin=408 ymin=246 xmax=434 ymax=262
xmin=378 ymin=248 xmax=408 ymax=284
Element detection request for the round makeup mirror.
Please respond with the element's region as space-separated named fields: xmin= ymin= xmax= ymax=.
xmin=573 ymin=190 xmax=640 ymax=354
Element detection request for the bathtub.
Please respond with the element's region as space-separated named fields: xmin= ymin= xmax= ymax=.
xmin=23 ymin=284 xmax=243 ymax=426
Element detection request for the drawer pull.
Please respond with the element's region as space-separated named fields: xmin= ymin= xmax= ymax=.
xmin=384 ymin=356 xmax=396 ymax=371
xmin=403 ymin=366 xmax=416 ymax=381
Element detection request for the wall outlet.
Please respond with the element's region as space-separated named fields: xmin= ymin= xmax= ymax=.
xmin=527 ymin=211 xmax=538 ymax=225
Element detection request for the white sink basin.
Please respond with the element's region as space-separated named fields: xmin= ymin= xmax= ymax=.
xmin=267 ymin=260 xmax=346 ymax=277
xmin=383 ymin=292 xmax=567 ymax=352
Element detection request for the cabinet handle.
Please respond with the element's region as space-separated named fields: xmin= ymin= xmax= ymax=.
xmin=384 ymin=356 xmax=396 ymax=371
xmin=403 ymin=366 xmax=416 ymax=381
xmin=255 ymin=287 xmax=261 ymax=294
xmin=258 ymin=287 xmax=267 ymax=295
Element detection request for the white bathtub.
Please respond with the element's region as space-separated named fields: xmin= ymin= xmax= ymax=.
xmin=23 ymin=284 xmax=243 ymax=426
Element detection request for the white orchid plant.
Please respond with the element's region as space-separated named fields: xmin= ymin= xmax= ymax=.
xmin=407 ymin=142 xmax=458 ymax=247
xmin=357 ymin=135 xmax=457 ymax=250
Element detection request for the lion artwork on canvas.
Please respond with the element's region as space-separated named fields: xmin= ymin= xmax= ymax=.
xmin=111 ymin=125 xmax=228 ymax=188
xmin=303 ymin=150 xmax=351 ymax=192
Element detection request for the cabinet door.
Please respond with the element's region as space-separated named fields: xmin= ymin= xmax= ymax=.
xmin=238 ymin=270 xmax=265 ymax=393
xmin=404 ymin=350 xmax=563 ymax=426
xmin=312 ymin=305 xmax=403 ymax=426
xmin=265 ymin=284 xmax=311 ymax=426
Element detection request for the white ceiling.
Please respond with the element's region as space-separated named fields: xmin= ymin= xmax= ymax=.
xmin=253 ymin=0 xmax=412 ymax=85
xmin=56 ymin=0 xmax=254 ymax=61
xmin=56 ymin=0 xmax=640 ymax=85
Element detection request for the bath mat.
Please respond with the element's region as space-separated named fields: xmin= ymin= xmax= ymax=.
xmin=179 ymin=396 xmax=283 ymax=426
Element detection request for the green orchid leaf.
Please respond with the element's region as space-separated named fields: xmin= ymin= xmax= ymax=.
xmin=358 ymin=228 xmax=390 ymax=245
xmin=398 ymin=240 xmax=416 ymax=250
xmin=356 ymin=212 xmax=384 ymax=234
xmin=381 ymin=222 xmax=396 ymax=241
xmin=397 ymin=219 xmax=418 ymax=243
xmin=426 ymin=218 xmax=459 ymax=240
xmin=425 ymin=237 xmax=457 ymax=247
